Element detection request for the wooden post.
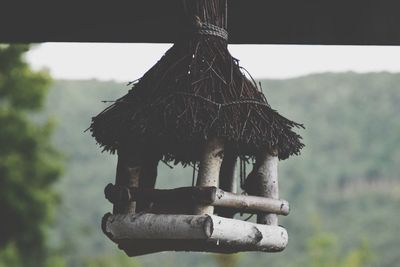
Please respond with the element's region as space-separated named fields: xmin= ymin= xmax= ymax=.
xmin=255 ymin=149 xmax=279 ymax=225
xmin=217 ymin=146 xmax=237 ymax=218
xmin=114 ymin=148 xmax=140 ymax=214
xmin=219 ymin=147 xmax=237 ymax=194
xmin=113 ymin=143 xmax=161 ymax=214
xmin=135 ymin=154 xmax=160 ymax=212
xmin=195 ymin=137 xmax=224 ymax=215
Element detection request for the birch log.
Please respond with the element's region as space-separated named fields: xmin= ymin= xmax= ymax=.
xmin=195 ymin=137 xmax=224 ymax=215
xmin=106 ymin=186 xmax=289 ymax=216
xmin=114 ymin=149 xmax=140 ymax=214
xmin=254 ymin=149 xmax=279 ymax=225
xmin=219 ymin=148 xmax=237 ymax=193
xmin=217 ymin=147 xmax=237 ymax=218
xmin=103 ymin=213 xmax=288 ymax=254
xmin=213 ymin=189 xmax=289 ymax=215
xmin=136 ymin=154 xmax=160 ymax=212
xmin=117 ymin=238 xmax=286 ymax=257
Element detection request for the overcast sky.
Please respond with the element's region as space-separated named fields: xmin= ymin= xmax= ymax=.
xmin=26 ymin=43 xmax=400 ymax=82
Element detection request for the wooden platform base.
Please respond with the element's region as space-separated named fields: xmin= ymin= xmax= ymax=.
xmin=102 ymin=213 xmax=288 ymax=256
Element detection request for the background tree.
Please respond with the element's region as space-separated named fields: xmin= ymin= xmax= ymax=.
xmin=0 ymin=44 xmax=63 ymax=267
xmin=43 ymin=72 xmax=399 ymax=267
xmin=0 ymin=44 xmax=395 ymax=267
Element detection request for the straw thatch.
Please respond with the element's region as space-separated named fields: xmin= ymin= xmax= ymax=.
xmin=89 ymin=0 xmax=304 ymax=165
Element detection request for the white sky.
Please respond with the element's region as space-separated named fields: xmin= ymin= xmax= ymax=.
xmin=26 ymin=43 xmax=400 ymax=82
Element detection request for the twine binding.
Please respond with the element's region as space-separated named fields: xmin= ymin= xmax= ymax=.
xmin=198 ymin=22 xmax=228 ymax=40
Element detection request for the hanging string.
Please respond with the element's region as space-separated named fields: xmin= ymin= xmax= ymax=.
xmin=240 ymin=157 xmax=244 ymax=189
xmin=198 ymin=22 xmax=228 ymax=40
xmin=244 ymin=213 xmax=254 ymax=221
xmin=161 ymin=159 xmax=173 ymax=169
xmin=243 ymin=157 xmax=247 ymax=182
xmin=194 ymin=15 xmax=228 ymax=41
xmin=192 ymin=162 xmax=197 ymax=186
xmin=240 ymin=157 xmax=248 ymax=190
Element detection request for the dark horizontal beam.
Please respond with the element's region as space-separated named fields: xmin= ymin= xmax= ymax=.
xmin=1 ymin=1 xmax=400 ymax=45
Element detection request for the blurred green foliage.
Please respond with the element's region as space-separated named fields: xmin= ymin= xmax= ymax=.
xmin=83 ymin=252 xmax=140 ymax=267
xmin=286 ymin=216 xmax=372 ymax=267
xmin=0 ymin=44 xmax=63 ymax=267
xmin=213 ymin=254 xmax=239 ymax=267
xmin=41 ymin=72 xmax=398 ymax=267
xmin=0 ymin=244 xmax=21 ymax=267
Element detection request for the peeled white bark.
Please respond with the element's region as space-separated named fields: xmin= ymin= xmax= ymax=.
xmin=254 ymin=150 xmax=279 ymax=225
xmin=116 ymin=186 xmax=289 ymax=216
xmin=104 ymin=213 xmax=210 ymax=239
xmin=213 ymin=189 xmax=289 ymax=215
xmin=103 ymin=213 xmax=288 ymax=253
xmin=209 ymin=215 xmax=287 ymax=251
xmin=195 ymin=137 xmax=224 ymax=214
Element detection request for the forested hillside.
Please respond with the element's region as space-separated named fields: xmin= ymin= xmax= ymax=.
xmin=44 ymin=72 xmax=400 ymax=267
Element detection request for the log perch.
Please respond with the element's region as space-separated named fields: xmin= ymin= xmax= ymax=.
xmin=213 ymin=188 xmax=289 ymax=216
xmin=105 ymin=185 xmax=289 ymax=216
xmin=102 ymin=213 xmax=288 ymax=256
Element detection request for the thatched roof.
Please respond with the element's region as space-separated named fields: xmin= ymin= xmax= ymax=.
xmin=90 ymin=0 xmax=304 ymax=164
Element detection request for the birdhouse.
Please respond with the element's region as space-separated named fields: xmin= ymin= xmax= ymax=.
xmin=90 ymin=0 xmax=304 ymax=256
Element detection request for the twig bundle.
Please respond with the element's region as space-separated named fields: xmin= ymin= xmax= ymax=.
xmin=90 ymin=0 xmax=304 ymax=165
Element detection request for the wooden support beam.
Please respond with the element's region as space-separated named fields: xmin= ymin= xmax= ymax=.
xmin=219 ymin=147 xmax=237 ymax=193
xmin=133 ymin=186 xmax=217 ymax=215
xmin=116 ymin=239 xmax=244 ymax=256
xmin=135 ymin=154 xmax=160 ymax=212
xmin=218 ymin=147 xmax=238 ymax=218
xmin=213 ymin=189 xmax=289 ymax=216
xmin=254 ymin=150 xmax=279 ymax=225
xmin=105 ymin=185 xmax=289 ymax=216
xmin=105 ymin=185 xmax=216 ymax=214
xmin=117 ymin=238 xmax=288 ymax=257
xmin=131 ymin=186 xmax=217 ymax=204
xmin=102 ymin=213 xmax=288 ymax=256
xmin=117 ymin=239 xmax=288 ymax=257
xmin=195 ymin=137 xmax=224 ymax=215
xmin=113 ymin=149 xmax=140 ymax=214
xmin=112 ymin=143 xmax=162 ymax=214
